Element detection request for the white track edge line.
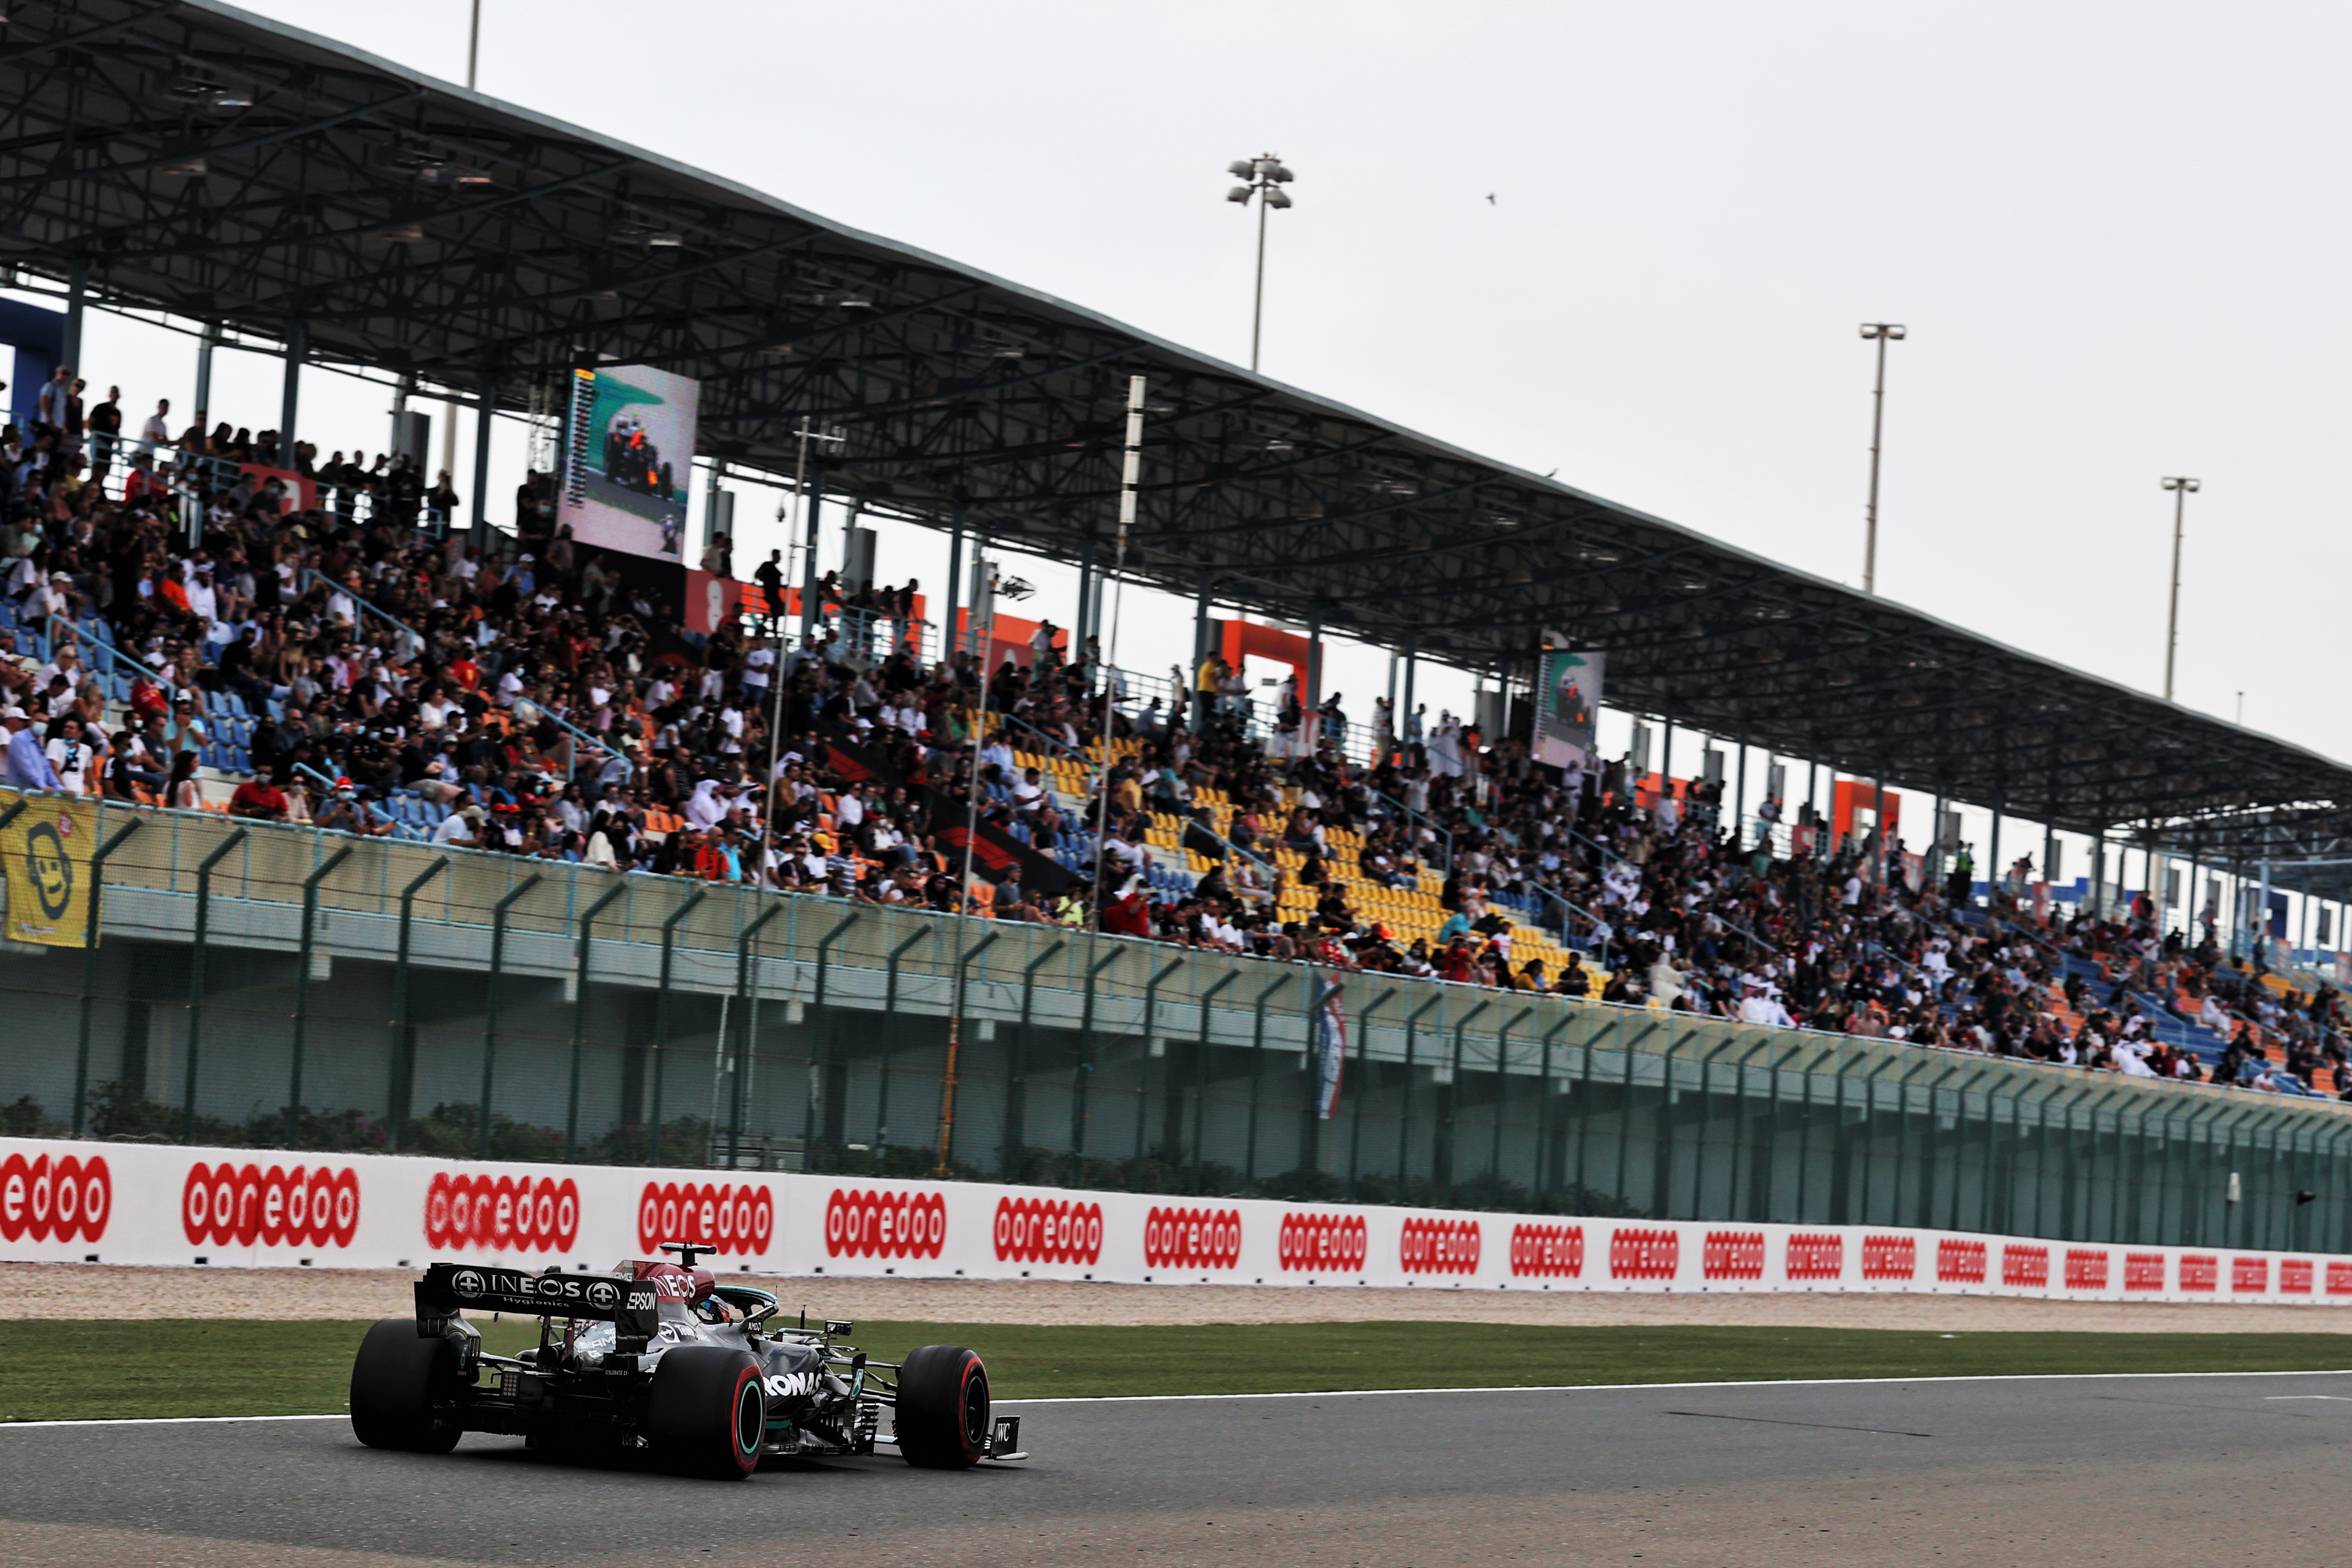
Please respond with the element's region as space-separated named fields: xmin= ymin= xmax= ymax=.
xmin=1000 ymin=1367 xmax=2352 ymax=1403
xmin=8 ymin=1366 xmax=2350 ymax=1427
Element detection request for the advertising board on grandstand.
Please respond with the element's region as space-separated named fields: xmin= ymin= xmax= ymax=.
xmin=559 ymin=362 xmax=699 ymax=562
xmin=5 ymin=1136 xmax=2349 ymax=1309
xmin=1534 ymin=633 xmax=1602 ymax=773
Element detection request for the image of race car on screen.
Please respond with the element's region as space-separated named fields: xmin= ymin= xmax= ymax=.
xmin=559 ymin=363 xmax=697 ymax=562
xmin=350 ymin=1243 xmax=1026 ymax=1479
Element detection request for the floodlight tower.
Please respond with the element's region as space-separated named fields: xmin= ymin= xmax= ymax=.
xmin=1226 ymin=155 xmax=1296 ymax=374
xmin=2161 ymin=476 xmax=2201 ymax=701
xmin=1859 ymin=322 xmax=1907 ymax=594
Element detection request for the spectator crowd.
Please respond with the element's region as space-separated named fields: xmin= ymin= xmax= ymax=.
xmin=2 ymin=362 xmax=2341 ymax=1102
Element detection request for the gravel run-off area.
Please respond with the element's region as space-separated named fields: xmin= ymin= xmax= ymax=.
xmin=7 ymin=1262 xmax=2352 ymax=1332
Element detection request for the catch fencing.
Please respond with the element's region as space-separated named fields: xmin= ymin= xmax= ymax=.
xmin=1 ymin=790 xmax=2348 ymax=1259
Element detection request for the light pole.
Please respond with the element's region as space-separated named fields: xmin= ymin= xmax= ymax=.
xmin=1859 ymin=322 xmax=1907 ymax=594
xmin=1226 ymin=155 xmax=1295 ymax=374
xmin=2161 ymin=476 xmax=2201 ymax=701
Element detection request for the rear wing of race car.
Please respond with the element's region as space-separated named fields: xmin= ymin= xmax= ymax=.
xmin=415 ymin=1263 xmax=662 ymax=1349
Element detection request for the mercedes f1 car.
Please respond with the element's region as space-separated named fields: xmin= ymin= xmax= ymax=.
xmin=350 ymin=1243 xmax=1026 ymax=1479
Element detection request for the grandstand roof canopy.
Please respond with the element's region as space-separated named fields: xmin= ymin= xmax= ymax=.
xmin=10 ymin=0 xmax=2352 ymax=845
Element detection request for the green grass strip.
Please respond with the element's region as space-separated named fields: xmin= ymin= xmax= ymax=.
xmin=1 ymin=1320 xmax=2346 ymax=1424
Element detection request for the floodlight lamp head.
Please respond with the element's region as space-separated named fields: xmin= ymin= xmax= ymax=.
xmin=1228 ymin=160 xmax=1255 ymax=178
xmin=1268 ymin=163 xmax=1295 ymax=183
xmin=1265 ymin=188 xmax=1292 ymax=209
xmin=1227 ymin=186 xmax=1253 ymax=204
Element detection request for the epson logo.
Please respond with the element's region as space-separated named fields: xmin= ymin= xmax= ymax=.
xmin=628 ymin=1289 xmax=657 ymax=1312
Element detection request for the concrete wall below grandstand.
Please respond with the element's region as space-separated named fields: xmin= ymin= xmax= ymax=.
xmin=3 ymin=1136 xmax=2346 ymax=1307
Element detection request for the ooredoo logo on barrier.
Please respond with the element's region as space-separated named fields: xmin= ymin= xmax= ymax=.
xmin=423 ymin=1171 xmax=576 ymax=1254
xmin=2064 ymin=1249 xmax=2109 ymax=1291
xmin=1936 ymin=1238 xmax=1987 ymax=1284
xmin=1609 ymin=1226 xmax=1678 ymax=1281
xmin=2002 ymin=1245 xmax=2050 ymax=1289
xmin=825 ymin=1188 xmax=945 ymax=1260
xmin=640 ymin=1182 xmax=774 ymax=1257
xmin=1279 ymin=1211 xmax=1367 ymax=1272
xmin=1861 ymin=1235 xmax=1916 ymax=1281
xmin=1786 ymin=1232 xmax=1844 ymax=1282
xmin=2233 ymin=1256 xmax=2269 ymax=1294
xmin=2124 ymin=1253 xmax=2166 ymax=1292
xmin=1401 ymin=1216 xmax=1481 ymax=1274
xmin=1702 ymin=1230 xmax=1764 ymax=1281
xmin=2281 ymin=1259 xmax=2314 ymax=1295
xmin=1145 ymin=1206 xmax=1242 ymax=1270
xmin=0 ymin=1152 xmax=109 ymax=1243
xmin=2180 ymin=1253 xmax=2218 ymax=1292
xmin=186 ymin=1162 xmax=357 ymax=1250
xmin=1510 ymin=1222 xmax=1583 ymax=1278
xmin=994 ymin=1196 xmax=1102 ymax=1265
xmin=2328 ymin=1261 xmax=2352 ymax=1296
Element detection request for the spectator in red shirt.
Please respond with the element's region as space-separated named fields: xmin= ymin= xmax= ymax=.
xmin=229 ymin=776 xmax=290 ymax=821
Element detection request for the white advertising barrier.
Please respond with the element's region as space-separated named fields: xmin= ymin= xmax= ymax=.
xmin=6 ymin=1136 xmax=2350 ymax=1308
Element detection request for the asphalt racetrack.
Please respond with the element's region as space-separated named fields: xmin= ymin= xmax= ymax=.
xmin=6 ymin=1373 xmax=2350 ymax=1567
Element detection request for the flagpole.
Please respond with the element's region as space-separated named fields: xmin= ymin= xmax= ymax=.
xmin=937 ymin=551 xmax=999 ymax=1176
xmin=1090 ymin=376 xmax=1147 ymax=927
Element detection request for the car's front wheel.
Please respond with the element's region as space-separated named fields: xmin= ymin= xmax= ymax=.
xmin=349 ymin=1319 xmax=462 ymax=1453
xmin=644 ymin=1346 xmax=766 ymax=1479
xmin=894 ymin=1344 xmax=989 ymax=1469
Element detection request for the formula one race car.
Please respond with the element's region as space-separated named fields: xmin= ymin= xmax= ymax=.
xmin=350 ymin=1243 xmax=1025 ymax=1479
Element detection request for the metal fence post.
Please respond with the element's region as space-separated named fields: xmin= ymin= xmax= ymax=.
xmin=1442 ymin=1000 xmax=1493 ymax=1202
xmin=647 ymin=889 xmax=707 ymax=1165
xmin=477 ymin=873 xmax=545 ymax=1159
xmin=1002 ymin=939 xmax=1069 ymax=1181
xmin=1243 ymin=974 xmax=1291 ymax=1190
xmin=1534 ymin=1014 xmax=1571 ymax=1203
xmin=800 ymin=909 xmax=864 ymax=1163
xmin=1399 ymin=995 xmax=1441 ymax=1197
xmin=285 ymin=843 xmax=355 ymax=1144
xmin=384 ymin=856 xmax=450 ymax=1151
xmin=1191 ymin=969 xmax=1243 ymax=1194
xmin=1348 ymin=989 xmax=1399 ymax=1202
xmin=1134 ymin=957 xmax=1184 ymax=1185
xmin=881 ymin=926 xmax=938 ymax=1174
xmin=181 ymin=829 xmax=248 ymax=1143
xmin=564 ymin=880 xmax=629 ymax=1161
xmin=935 ymin=931 xmax=1001 ymax=1176
xmin=732 ymin=903 xmax=787 ymax=1168
xmin=1728 ymin=1037 xmax=1778 ymax=1222
xmin=70 ymin=817 xmax=143 ymax=1136
xmin=1691 ymin=1033 xmax=1743 ymax=1222
xmin=1069 ymin=948 xmax=1121 ymax=1183
xmin=1491 ymin=1006 xmax=1533 ymax=1195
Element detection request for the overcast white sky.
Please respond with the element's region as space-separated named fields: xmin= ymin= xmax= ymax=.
xmin=34 ymin=0 xmax=2352 ymax=904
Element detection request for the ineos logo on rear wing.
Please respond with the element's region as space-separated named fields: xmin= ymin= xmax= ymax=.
xmin=416 ymin=1263 xmax=659 ymax=1338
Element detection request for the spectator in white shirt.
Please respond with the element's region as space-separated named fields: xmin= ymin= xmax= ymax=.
xmin=139 ymin=398 xmax=171 ymax=456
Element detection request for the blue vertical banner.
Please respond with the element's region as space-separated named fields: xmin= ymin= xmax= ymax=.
xmin=1314 ymin=980 xmax=1348 ymax=1120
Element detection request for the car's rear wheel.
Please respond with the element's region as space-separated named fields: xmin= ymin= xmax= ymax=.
xmin=350 ymin=1319 xmax=462 ymax=1454
xmin=645 ymin=1346 xmax=766 ymax=1479
xmin=895 ymin=1344 xmax=989 ymax=1469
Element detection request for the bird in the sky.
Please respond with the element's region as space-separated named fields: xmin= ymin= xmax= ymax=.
xmin=1485 ymin=193 xmax=1497 ymax=205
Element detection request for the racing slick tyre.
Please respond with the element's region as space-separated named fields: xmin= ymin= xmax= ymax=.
xmin=350 ymin=1319 xmax=463 ymax=1454
xmin=645 ymin=1346 xmax=767 ymax=1479
xmin=895 ymin=1344 xmax=989 ymax=1469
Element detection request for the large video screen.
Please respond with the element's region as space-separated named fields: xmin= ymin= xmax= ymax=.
xmin=559 ymin=363 xmax=699 ymax=562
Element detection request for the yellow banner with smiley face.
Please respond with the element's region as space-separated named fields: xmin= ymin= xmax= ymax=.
xmin=3 ymin=796 xmax=97 ymax=946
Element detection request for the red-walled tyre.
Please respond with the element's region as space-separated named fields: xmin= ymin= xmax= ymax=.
xmin=895 ymin=1344 xmax=989 ymax=1470
xmin=645 ymin=1346 xmax=766 ymax=1479
xmin=350 ymin=1319 xmax=462 ymax=1454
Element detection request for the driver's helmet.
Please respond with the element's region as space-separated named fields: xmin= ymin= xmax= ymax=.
xmin=622 ymin=1260 xmax=705 ymax=1321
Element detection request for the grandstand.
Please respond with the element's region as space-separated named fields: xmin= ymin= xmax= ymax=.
xmin=3 ymin=1 xmax=2352 ymax=1259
